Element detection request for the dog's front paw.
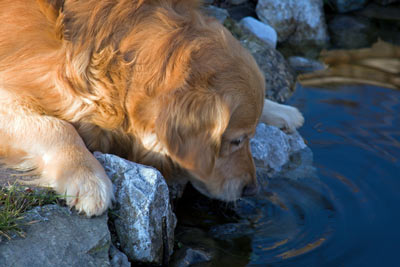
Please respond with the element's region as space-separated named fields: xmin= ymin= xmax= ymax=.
xmin=64 ymin=168 xmax=114 ymax=217
xmin=261 ymin=100 xmax=305 ymax=133
xmin=280 ymin=105 xmax=304 ymax=133
xmin=262 ymin=104 xmax=304 ymax=133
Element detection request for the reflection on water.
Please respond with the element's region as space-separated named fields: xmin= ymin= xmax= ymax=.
xmin=299 ymin=41 xmax=400 ymax=90
xmin=174 ymin=43 xmax=400 ymax=266
xmin=285 ymin=84 xmax=400 ymax=266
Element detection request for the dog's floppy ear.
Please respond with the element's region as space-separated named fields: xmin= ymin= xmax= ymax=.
xmin=156 ymin=90 xmax=229 ymax=178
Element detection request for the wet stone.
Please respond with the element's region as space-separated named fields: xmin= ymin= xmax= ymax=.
xmin=170 ymin=247 xmax=213 ymax=267
xmin=288 ymin=56 xmax=326 ymax=74
xmin=225 ymin=19 xmax=297 ymax=102
xmin=170 ymin=227 xmax=216 ymax=267
xmin=227 ymin=0 xmax=248 ymax=5
xmin=95 ymin=152 xmax=177 ymax=265
xmin=226 ymin=1 xmax=257 ymax=21
xmin=328 ymin=15 xmax=378 ymax=49
xmin=209 ymin=222 xmax=252 ymax=240
xmin=250 ymin=123 xmax=307 ymax=176
xmin=256 ymin=0 xmax=329 ymax=48
xmin=109 ymin=245 xmax=130 ymax=267
xmin=330 ymin=0 xmax=368 ymax=13
xmin=240 ymin=16 xmax=278 ymax=48
xmin=373 ymin=0 xmax=400 ymax=5
xmin=202 ymin=5 xmax=230 ymax=24
xmin=277 ymin=147 xmax=317 ymax=180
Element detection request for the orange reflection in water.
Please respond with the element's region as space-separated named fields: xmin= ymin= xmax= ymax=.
xmin=299 ymin=41 xmax=400 ymax=90
xmin=278 ymin=238 xmax=326 ymax=259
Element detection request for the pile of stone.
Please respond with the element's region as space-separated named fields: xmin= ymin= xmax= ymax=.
xmin=0 ymin=123 xmax=311 ymax=266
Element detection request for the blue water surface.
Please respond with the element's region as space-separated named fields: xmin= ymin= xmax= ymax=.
xmin=281 ymin=84 xmax=400 ymax=266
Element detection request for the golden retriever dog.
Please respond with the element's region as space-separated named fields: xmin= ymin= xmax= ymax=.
xmin=0 ymin=0 xmax=303 ymax=216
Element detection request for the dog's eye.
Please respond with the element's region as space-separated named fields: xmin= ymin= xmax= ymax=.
xmin=230 ymin=136 xmax=245 ymax=146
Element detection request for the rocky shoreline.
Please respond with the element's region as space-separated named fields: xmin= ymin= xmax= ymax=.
xmin=0 ymin=123 xmax=310 ymax=266
xmin=1 ymin=0 xmax=399 ymax=266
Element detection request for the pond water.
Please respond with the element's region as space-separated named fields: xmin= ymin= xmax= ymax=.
xmin=174 ymin=83 xmax=400 ymax=266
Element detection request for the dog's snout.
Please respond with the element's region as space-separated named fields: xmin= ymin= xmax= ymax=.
xmin=242 ymin=183 xmax=258 ymax=197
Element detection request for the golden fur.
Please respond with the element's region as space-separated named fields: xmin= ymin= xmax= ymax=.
xmin=0 ymin=0 xmax=303 ymax=216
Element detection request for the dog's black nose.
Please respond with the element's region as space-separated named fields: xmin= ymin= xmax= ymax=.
xmin=242 ymin=184 xmax=258 ymax=197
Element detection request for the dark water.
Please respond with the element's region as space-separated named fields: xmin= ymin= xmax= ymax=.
xmin=174 ymin=84 xmax=400 ymax=266
xmin=283 ymin=84 xmax=400 ymax=266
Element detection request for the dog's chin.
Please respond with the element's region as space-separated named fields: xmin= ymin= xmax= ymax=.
xmin=189 ymin=177 xmax=243 ymax=202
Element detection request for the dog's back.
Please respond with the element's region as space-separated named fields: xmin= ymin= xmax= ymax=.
xmin=0 ymin=0 xmax=304 ymax=216
xmin=0 ymin=0 xmax=64 ymax=92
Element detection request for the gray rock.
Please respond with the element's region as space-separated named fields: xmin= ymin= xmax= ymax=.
xmin=239 ymin=16 xmax=278 ymax=48
xmin=288 ymin=56 xmax=326 ymax=74
xmin=330 ymin=0 xmax=368 ymax=13
xmin=209 ymin=222 xmax=252 ymax=240
xmin=0 ymin=205 xmax=111 ymax=267
xmin=226 ymin=2 xmax=257 ymax=21
xmin=250 ymin=123 xmax=306 ymax=175
xmin=276 ymin=147 xmax=317 ymax=180
xmin=328 ymin=15 xmax=378 ymax=49
xmin=245 ymin=38 xmax=296 ymax=102
xmin=171 ymin=247 xmax=213 ymax=267
xmin=256 ymin=0 xmax=329 ymax=48
xmin=94 ymin=152 xmax=176 ymax=265
xmin=228 ymin=0 xmax=248 ymax=5
xmin=374 ymin=0 xmax=400 ymax=5
xmin=224 ymin=19 xmax=297 ymax=102
xmin=357 ymin=3 xmax=400 ymax=21
xmin=202 ymin=5 xmax=229 ymax=24
xmin=109 ymin=245 xmax=130 ymax=267
xmin=168 ymin=176 xmax=188 ymax=201
xmin=170 ymin=227 xmax=216 ymax=267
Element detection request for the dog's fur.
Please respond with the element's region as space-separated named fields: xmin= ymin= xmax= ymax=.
xmin=0 ymin=0 xmax=303 ymax=216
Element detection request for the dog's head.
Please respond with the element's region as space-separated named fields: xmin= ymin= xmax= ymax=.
xmin=56 ymin=0 xmax=265 ymax=201
xmin=151 ymin=23 xmax=265 ymax=201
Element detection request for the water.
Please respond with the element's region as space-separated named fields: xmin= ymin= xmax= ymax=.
xmin=283 ymin=84 xmax=400 ymax=266
xmin=174 ymin=84 xmax=400 ymax=266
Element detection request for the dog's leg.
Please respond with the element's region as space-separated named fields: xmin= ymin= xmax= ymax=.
xmin=0 ymin=94 xmax=113 ymax=216
xmin=260 ymin=99 xmax=304 ymax=132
